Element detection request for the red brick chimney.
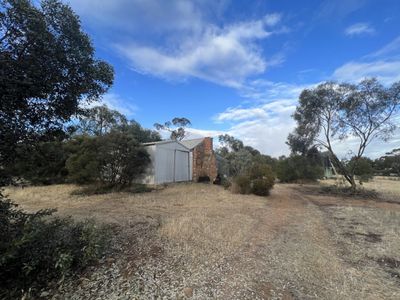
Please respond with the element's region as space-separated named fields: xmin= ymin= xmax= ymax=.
xmin=203 ymin=137 xmax=213 ymax=154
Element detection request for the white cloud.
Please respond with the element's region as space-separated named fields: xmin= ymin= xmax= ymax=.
xmin=240 ymin=79 xmax=311 ymax=101
xmin=115 ymin=15 xmax=283 ymax=88
xmin=366 ymin=35 xmax=400 ymax=58
xmin=100 ymin=93 xmax=138 ymax=117
xmin=333 ymin=60 xmax=400 ymax=84
xmin=68 ymin=0 xmax=214 ymax=34
xmin=317 ymin=0 xmax=367 ymax=20
xmin=185 ymin=128 xmax=225 ymax=140
xmin=212 ymin=98 xmax=298 ymax=157
xmin=69 ymin=1 xmax=286 ymax=88
xmin=344 ymin=22 xmax=375 ymax=36
xmin=215 ymin=107 xmax=268 ymax=122
xmin=333 ymin=35 xmax=400 ymax=84
xmin=264 ymin=13 xmax=282 ymax=26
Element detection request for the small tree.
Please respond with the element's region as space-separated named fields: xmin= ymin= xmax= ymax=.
xmin=154 ymin=117 xmax=191 ymax=140
xmin=375 ymin=148 xmax=400 ymax=176
xmin=78 ymin=105 xmax=127 ymax=136
xmin=118 ymin=120 xmax=161 ymax=143
xmin=348 ymin=157 xmax=374 ymax=184
xmin=13 ymin=141 xmax=69 ymax=185
xmin=276 ymin=155 xmax=324 ymax=183
xmin=288 ymin=78 xmax=400 ymax=190
xmin=66 ymin=132 xmax=149 ymax=185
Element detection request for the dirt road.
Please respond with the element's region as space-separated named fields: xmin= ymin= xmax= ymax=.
xmin=7 ymin=183 xmax=400 ymax=299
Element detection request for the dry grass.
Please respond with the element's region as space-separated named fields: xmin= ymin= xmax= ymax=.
xmin=363 ymin=176 xmax=400 ymax=198
xmin=321 ymin=176 xmax=400 ymax=202
xmin=4 ymin=181 xmax=400 ymax=299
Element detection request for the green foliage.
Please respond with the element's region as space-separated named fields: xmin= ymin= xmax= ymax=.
xmin=154 ymin=117 xmax=191 ymax=141
xmin=118 ymin=120 xmax=161 ymax=143
xmin=251 ymin=178 xmax=273 ymax=196
xmin=232 ymin=163 xmax=275 ymax=196
xmin=288 ymin=78 xmax=400 ymax=189
xmin=248 ymin=163 xmax=274 ymax=180
xmin=65 ymin=136 xmax=100 ymax=184
xmin=248 ymin=164 xmax=275 ymax=196
xmin=374 ymin=148 xmax=400 ymax=176
xmin=348 ymin=157 xmax=374 ymax=183
xmin=0 ymin=192 xmax=111 ymax=299
xmin=78 ymin=105 xmax=127 ymax=136
xmin=12 ymin=141 xmax=69 ymax=185
xmin=66 ymin=132 xmax=150 ymax=185
xmin=277 ymin=155 xmax=324 ymax=183
xmin=232 ymin=175 xmax=251 ymax=194
xmin=216 ymin=134 xmax=277 ymax=178
xmin=216 ymin=135 xmax=275 ymax=196
xmin=0 ymin=0 xmax=114 ymax=183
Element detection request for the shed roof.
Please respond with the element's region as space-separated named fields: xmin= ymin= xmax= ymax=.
xmin=142 ymin=140 xmax=176 ymax=146
xmin=142 ymin=140 xmax=190 ymax=150
xmin=180 ymin=138 xmax=204 ymax=150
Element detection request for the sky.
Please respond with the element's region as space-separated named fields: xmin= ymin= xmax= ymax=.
xmin=66 ymin=0 xmax=400 ymax=158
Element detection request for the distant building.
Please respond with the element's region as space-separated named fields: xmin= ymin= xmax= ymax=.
xmin=139 ymin=140 xmax=192 ymax=185
xmin=139 ymin=137 xmax=218 ymax=185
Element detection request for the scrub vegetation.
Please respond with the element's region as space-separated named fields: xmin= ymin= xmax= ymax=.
xmin=4 ymin=179 xmax=400 ymax=299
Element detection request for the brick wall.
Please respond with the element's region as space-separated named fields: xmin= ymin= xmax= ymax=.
xmin=192 ymin=137 xmax=218 ymax=182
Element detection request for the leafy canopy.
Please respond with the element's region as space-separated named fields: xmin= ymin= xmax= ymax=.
xmin=0 ymin=0 xmax=114 ymax=180
xmin=154 ymin=117 xmax=191 ymax=141
xmin=288 ymin=78 xmax=400 ymax=189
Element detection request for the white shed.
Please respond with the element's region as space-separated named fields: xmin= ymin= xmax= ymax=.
xmin=139 ymin=140 xmax=192 ymax=185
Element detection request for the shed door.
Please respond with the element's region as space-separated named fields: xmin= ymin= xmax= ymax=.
xmin=174 ymin=150 xmax=190 ymax=182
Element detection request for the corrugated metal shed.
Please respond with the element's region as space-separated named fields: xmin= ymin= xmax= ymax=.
xmin=180 ymin=138 xmax=204 ymax=150
xmin=139 ymin=140 xmax=192 ymax=185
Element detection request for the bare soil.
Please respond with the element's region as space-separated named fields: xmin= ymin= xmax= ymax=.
xmin=5 ymin=180 xmax=400 ymax=299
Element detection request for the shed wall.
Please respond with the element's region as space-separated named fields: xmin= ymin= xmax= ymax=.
xmin=154 ymin=142 xmax=192 ymax=184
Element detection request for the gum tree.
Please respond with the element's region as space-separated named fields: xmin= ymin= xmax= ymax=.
xmin=0 ymin=0 xmax=114 ymax=183
xmin=288 ymin=78 xmax=400 ymax=190
xmin=154 ymin=117 xmax=191 ymax=140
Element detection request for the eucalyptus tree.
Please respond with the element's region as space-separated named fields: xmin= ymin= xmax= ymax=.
xmin=154 ymin=117 xmax=191 ymax=140
xmin=0 ymin=0 xmax=114 ymax=183
xmin=288 ymin=78 xmax=400 ymax=190
xmin=78 ymin=105 xmax=127 ymax=136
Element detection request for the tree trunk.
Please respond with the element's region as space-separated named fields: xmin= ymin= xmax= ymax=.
xmin=328 ymin=151 xmax=357 ymax=191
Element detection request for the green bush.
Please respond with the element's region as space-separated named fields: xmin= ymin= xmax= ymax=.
xmin=232 ymin=175 xmax=252 ymax=194
xmin=0 ymin=193 xmax=112 ymax=299
xmin=8 ymin=141 xmax=69 ymax=185
xmin=66 ymin=132 xmax=150 ymax=185
xmin=232 ymin=163 xmax=275 ymax=196
xmin=277 ymin=155 xmax=324 ymax=183
xmin=348 ymin=157 xmax=374 ymax=183
xmin=251 ymin=178 xmax=273 ymax=196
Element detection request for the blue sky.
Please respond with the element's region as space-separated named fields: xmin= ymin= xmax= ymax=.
xmin=67 ymin=0 xmax=400 ymax=158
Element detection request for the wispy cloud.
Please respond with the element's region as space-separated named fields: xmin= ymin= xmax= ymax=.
xmin=101 ymin=93 xmax=138 ymax=117
xmin=344 ymin=22 xmax=375 ymax=36
xmin=317 ymin=0 xmax=367 ymax=20
xmin=367 ymin=35 xmax=400 ymax=58
xmin=333 ymin=35 xmax=400 ymax=84
xmin=214 ymin=99 xmax=298 ymax=157
xmin=69 ymin=0 xmax=218 ymax=34
xmin=333 ymin=60 xmax=400 ymax=84
xmin=115 ymin=14 xmax=285 ymax=88
xmin=213 ymin=35 xmax=400 ymax=157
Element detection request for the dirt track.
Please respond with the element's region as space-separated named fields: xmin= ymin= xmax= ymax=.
xmin=7 ymin=183 xmax=400 ymax=299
